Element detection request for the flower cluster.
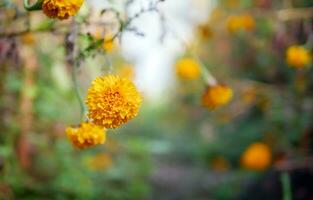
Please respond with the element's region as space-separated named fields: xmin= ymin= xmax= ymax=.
xmin=42 ymin=0 xmax=84 ymax=20
xmin=66 ymin=74 xmax=141 ymax=149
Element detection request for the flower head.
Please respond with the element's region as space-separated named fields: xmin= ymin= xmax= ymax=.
xmin=241 ymin=142 xmax=271 ymax=170
xmin=86 ymin=75 xmax=142 ymax=129
xmin=202 ymin=84 xmax=233 ymax=110
xmin=66 ymin=122 xmax=106 ymax=149
xmin=286 ymin=45 xmax=311 ymax=69
xmin=42 ymin=0 xmax=84 ymax=20
xmin=175 ymin=58 xmax=201 ymax=80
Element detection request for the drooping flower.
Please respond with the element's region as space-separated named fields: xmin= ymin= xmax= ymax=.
xmin=241 ymin=142 xmax=271 ymax=170
xmin=286 ymin=45 xmax=311 ymax=69
xmin=175 ymin=58 xmax=201 ymax=80
xmin=66 ymin=122 xmax=106 ymax=149
xmin=202 ymin=84 xmax=233 ymax=110
xmin=86 ymin=75 xmax=142 ymax=129
xmin=42 ymin=0 xmax=84 ymax=20
xmin=227 ymin=14 xmax=255 ymax=33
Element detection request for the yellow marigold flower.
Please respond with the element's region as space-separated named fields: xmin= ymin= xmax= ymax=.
xmin=241 ymin=142 xmax=271 ymax=170
xmin=227 ymin=14 xmax=255 ymax=33
xmin=202 ymin=84 xmax=233 ymax=110
xmin=86 ymin=75 xmax=142 ymax=129
xmin=42 ymin=0 xmax=84 ymax=20
xmin=66 ymin=122 xmax=106 ymax=149
xmin=85 ymin=153 xmax=113 ymax=171
xmin=103 ymin=34 xmax=116 ymax=52
xmin=286 ymin=45 xmax=311 ymax=69
xmin=175 ymin=58 xmax=201 ymax=80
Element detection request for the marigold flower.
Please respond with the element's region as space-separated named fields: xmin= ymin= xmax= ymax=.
xmin=42 ymin=0 xmax=84 ymax=20
xmin=227 ymin=14 xmax=255 ymax=33
xmin=66 ymin=122 xmax=106 ymax=149
xmin=175 ymin=58 xmax=201 ymax=80
xmin=241 ymin=142 xmax=271 ymax=170
xmin=286 ymin=45 xmax=311 ymax=69
xmin=86 ymin=75 xmax=142 ymax=129
xmin=202 ymin=84 xmax=233 ymax=110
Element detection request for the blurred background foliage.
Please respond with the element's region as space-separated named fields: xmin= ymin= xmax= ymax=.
xmin=0 ymin=0 xmax=313 ymax=199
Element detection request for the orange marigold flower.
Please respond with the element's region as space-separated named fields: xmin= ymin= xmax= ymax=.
xmin=286 ymin=45 xmax=311 ymax=69
xmin=175 ymin=58 xmax=201 ymax=80
xmin=241 ymin=142 xmax=271 ymax=170
xmin=66 ymin=122 xmax=106 ymax=149
xmin=202 ymin=84 xmax=233 ymax=110
xmin=42 ymin=0 xmax=84 ymax=20
xmin=86 ymin=75 xmax=142 ymax=129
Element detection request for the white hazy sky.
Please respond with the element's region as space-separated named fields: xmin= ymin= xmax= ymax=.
xmin=89 ymin=0 xmax=216 ymax=100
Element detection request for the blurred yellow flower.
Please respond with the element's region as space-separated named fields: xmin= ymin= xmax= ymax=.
xmin=85 ymin=153 xmax=113 ymax=171
xmin=241 ymin=143 xmax=271 ymax=170
xmin=103 ymin=34 xmax=116 ymax=52
xmin=86 ymin=75 xmax=142 ymax=129
xmin=211 ymin=156 xmax=229 ymax=172
xmin=227 ymin=14 xmax=255 ymax=33
xmin=118 ymin=64 xmax=135 ymax=80
xmin=175 ymin=58 xmax=201 ymax=80
xmin=66 ymin=122 xmax=106 ymax=149
xmin=286 ymin=45 xmax=311 ymax=69
xmin=202 ymin=84 xmax=233 ymax=110
xmin=42 ymin=0 xmax=84 ymax=20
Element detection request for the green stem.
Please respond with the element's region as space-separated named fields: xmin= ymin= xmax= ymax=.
xmin=23 ymin=0 xmax=43 ymax=11
xmin=192 ymin=53 xmax=217 ymax=86
xmin=281 ymin=172 xmax=292 ymax=200
xmin=71 ymin=64 xmax=86 ymax=121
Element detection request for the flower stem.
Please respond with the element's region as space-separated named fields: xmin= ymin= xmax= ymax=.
xmin=281 ymin=172 xmax=293 ymax=200
xmin=23 ymin=0 xmax=43 ymax=11
xmin=71 ymin=63 xmax=86 ymax=121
